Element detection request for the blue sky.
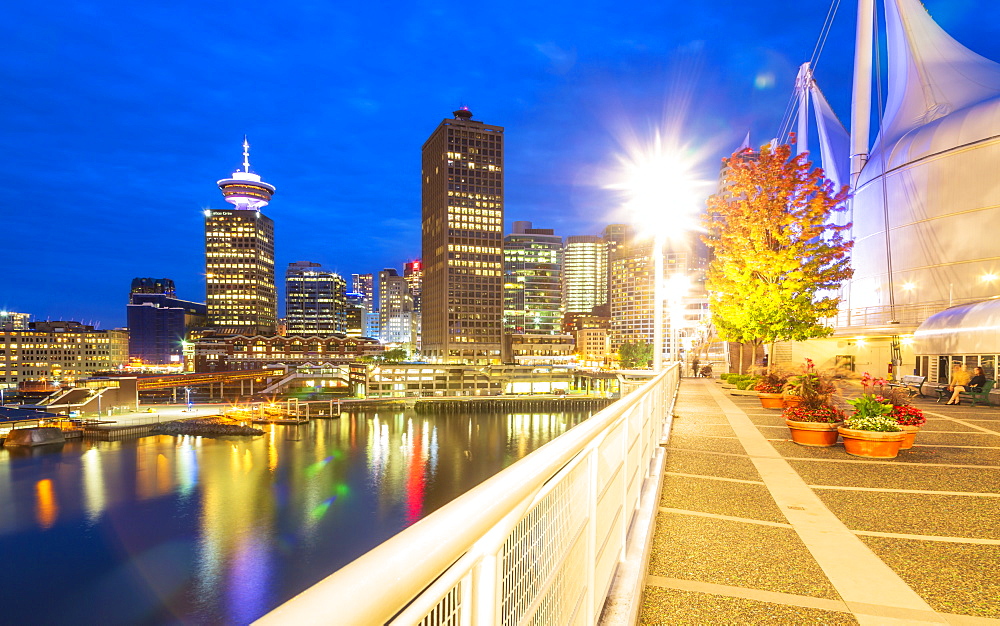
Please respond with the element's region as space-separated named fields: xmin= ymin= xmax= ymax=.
xmin=2 ymin=0 xmax=997 ymax=327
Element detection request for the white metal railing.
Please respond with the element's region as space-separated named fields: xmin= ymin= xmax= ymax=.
xmin=255 ymin=364 xmax=680 ymax=626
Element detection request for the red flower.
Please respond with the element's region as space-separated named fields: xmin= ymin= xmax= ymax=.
xmin=891 ymin=403 xmax=926 ymax=426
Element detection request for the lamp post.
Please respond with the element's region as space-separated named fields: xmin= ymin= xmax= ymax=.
xmin=653 ymin=233 xmax=665 ymax=372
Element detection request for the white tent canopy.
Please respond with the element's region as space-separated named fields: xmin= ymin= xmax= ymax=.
xmin=913 ymin=299 xmax=1000 ymax=355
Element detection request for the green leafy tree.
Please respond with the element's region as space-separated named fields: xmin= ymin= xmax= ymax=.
xmin=618 ymin=342 xmax=653 ymax=369
xmin=703 ymin=140 xmax=853 ymax=372
xmin=381 ymin=347 xmax=409 ymax=363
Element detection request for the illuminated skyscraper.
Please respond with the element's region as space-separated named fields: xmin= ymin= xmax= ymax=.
xmin=379 ymin=268 xmax=416 ymax=350
xmin=285 ymin=262 xmax=347 ymax=335
xmin=563 ymin=235 xmax=608 ymax=314
xmin=403 ymin=260 xmax=423 ymax=351
xmin=205 ymin=139 xmax=277 ymax=336
xmin=504 ymin=222 xmax=562 ymax=334
xmin=421 ymin=108 xmax=504 ymax=363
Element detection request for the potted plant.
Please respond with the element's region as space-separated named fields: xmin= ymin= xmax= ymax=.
xmin=783 ymin=359 xmax=835 ymax=408
xmin=754 ymin=370 xmax=791 ymax=409
xmin=784 ymin=403 xmax=844 ymax=446
xmin=886 ymin=387 xmax=926 ymax=449
xmin=839 ymin=394 xmax=905 ymax=458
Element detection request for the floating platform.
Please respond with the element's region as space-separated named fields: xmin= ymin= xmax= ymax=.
xmin=3 ymin=427 xmax=66 ymax=447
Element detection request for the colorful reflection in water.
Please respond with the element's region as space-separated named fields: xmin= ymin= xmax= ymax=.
xmin=0 ymin=409 xmax=587 ymax=624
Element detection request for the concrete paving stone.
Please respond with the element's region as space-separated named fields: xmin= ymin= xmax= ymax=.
xmin=859 ymin=536 xmax=1000 ymax=619
xmin=814 ymin=491 xmax=1000 ymax=539
xmin=638 ymin=587 xmax=858 ymax=625
xmin=648 ymin=512 xmax=840 ymax=599
xmin=669 ymin=434 xmax=750 ymax=455
xmin=893 ymin=445 xmax=1000 ymax=466
xmin=769 ymin=439 xmax=861 ymax=461
xmin=918 ymin=419 xmax=996 ymax=433
xmin=788 ymin=459 xmax=1000 ymax=493
xmin=671 ymin=423 xmax=738 ymax=438
xmin=664 ymin=449 xmax=762 ymax=482
xmin=659 ymin=475 xmax=787 ymax=523
xmin=912 ymin=431 xmax=1000 ymax=446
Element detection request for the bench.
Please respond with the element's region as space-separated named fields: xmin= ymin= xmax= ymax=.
xmin=887 ymin=375 xmax=926 ymax=397
xmin=960 ymin=379 xmax=996 ymax=407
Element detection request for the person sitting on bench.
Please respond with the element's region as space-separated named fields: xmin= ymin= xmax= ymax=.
xmin=944 ymin=364 xmax=974 ymax=405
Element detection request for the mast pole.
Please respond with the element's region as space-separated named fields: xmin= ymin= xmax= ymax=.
xmin=796 ymin=63 xmax=811 ymax=156
xmin=850 ymin=0 xmax=875 ymax=189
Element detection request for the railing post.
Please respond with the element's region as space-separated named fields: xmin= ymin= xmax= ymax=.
xmin=472 ymin=554 xmax=497 ymax=625
xmin=586 ymin=437 xmax=599 ymax=624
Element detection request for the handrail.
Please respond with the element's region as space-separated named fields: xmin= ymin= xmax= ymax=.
xmin=256 ymin=364 xmax=678 ymax=626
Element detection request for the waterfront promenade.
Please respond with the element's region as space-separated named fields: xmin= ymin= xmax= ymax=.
xmin=640 ymin=378 xmax=1000 ymax=625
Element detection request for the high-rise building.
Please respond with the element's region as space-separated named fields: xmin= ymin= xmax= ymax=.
xmin=0 ymin=321 xmax=128 ymax=385
xmin=404 ymin=260 xmax=423 ymax=351
xmin=563 ymin=235 xmax=608 ymax=314
xmin=345 ymin=292 xmax=366 ymax=337
xmin=379 ymin=268 xmax=416 ymax=350
xmin=205 ymin=138 xmax=277 ymax=336
xmin=127 ymin=278 xmax=207 ymax=366
xmin=609 ymin=236 xmax=707 ymax=364
xmin=503 ymin=221 xmax=563 ymax=335
xmin=421 ymin=107 xmax=505 ymax=363
xmin=285 ymin=262 xmax=347 ymax=335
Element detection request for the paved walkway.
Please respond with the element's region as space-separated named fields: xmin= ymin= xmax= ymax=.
xmin=639 ymin=378 xmax=1000 ymax=625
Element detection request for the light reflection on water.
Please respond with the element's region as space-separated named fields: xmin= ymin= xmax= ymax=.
xmin=0 ymin=409 xmax=587 ymax=624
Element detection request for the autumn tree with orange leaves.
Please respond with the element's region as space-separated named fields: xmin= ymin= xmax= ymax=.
xmin=702 ymin=140 xmax=853 ymax=372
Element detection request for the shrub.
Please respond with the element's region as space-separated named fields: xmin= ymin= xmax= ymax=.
xmin=782 ymin=404 xmax=844 ymax=423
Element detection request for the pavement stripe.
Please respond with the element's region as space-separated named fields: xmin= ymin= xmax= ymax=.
xmin=705 ymin=382 xmax=945 ymax=621
xmin=671 ymin=445 xmax=1000 ymax=469
xmin=809 ymin=484 xmax=1000 ymax=497
xmin=658 ymin=506 xmax=792 ymax=528
xmin=852 ymin=530 xmax=1000 ymax=546
xmin=663 ymin=471 xmax=764 ymax=485
xmin=660 ymin=505 xmax=1000 ymax=545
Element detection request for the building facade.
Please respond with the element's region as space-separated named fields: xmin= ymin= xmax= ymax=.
xmin=404 ymin=260 xmax=423 ymax=352
xmin=285 ymin=262 xmax=347 ymax=335
xmin=421 ymin=107 xmax=504 ymax=364
xmin=206 ymin=139 xmax=277 ymax=336
xmin=0 ymin=311 xmax=32 ymax=331
xmin=379 ymin=269 xmax=416 ymax=351
xmin=194 ymin=333 xmax=382 ymax=372
xmin=0 ymin=321 xmax=128 ymax=386
xmin=503 ymin=221 xmax=563 ymax=335
xmin=563 ymin=235 xmax=608 ymax=315
xmin=127 ymin=278 xmax=207 ymax=366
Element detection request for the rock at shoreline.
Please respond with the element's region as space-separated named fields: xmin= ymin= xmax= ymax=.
xmin=151 ymin=415 xmax=264 ymax=437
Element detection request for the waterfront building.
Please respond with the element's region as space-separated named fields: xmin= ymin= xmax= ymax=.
xmin=503 ymin=333 xmax=574 ymax=366
xmin=503 ymin=222 xmax=563 ymax=335
xmin=285 ymin=262 xmax=347 ymax=335
xmin=349 ymin=362 xmax=575 ymax=398
xmin=421 ymin=107 xmax=504 ymax=364
xmin=0 ymin=321 xmax=128 ymax=385
xmin=563 ymin=235 xmax=608 ymax=314
xmin=127 ymin=278 xmax=207 ymax=366
xmin=205 ymin=138 xmax=277 ymax=336
xmin=352 ymin=273 xmax=378 ymax=338
xmin=575 ymin=326 xmax=612 ymax=368
xmin=193 ymin=333 xmax=382 ymax=372
xmin=379 ymin=269 xmax=416 ymax=351
xmin=0 ymin=311 xmax=32 ymax=331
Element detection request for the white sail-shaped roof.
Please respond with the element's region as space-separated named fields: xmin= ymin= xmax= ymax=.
xmin=872 ymin=0 xmax=1000 ymax=153
xmin=810 ymin=82 xmax=850 ymax=193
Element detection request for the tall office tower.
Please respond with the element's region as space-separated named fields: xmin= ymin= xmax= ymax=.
xmin=285 ymin=262 xmax=347 ymax=335
xmin=421 ymin=107 xmax=504 ymax=363
xmin=563 ymin=235 xmax=608 ymax=314
xmin=379 ymin=269 xmax=415 ymax=349
xmin=345 ymin=292 xmax=366 ymax=336
xmin=403 ymin=260 xmax=423 ymax=352
xmin=127 ymin=278 xmax=207 ymax=366
xmin=205 ymin=138 xmax=277 ymax=336
xmin=503 ymin=221 xmax=563 ymax=334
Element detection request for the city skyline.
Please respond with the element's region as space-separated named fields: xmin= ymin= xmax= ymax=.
xmin=3 ymin=1 xmax=999 ymax=328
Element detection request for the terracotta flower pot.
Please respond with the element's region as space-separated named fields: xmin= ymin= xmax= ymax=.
xmin=786 ymin=420 xmax=842 ymax=446
xmin=782 ymin=395 xmax=804 ymax=408
xmin=758 ymin=392 xmax=784 ymax=410
xmin=898 ymin=424 xmax=921 ymax=450
xmin=837 ymin=427 xmax=906 ymax=458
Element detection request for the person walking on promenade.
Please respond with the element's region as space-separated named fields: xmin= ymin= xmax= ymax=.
xmin=691 ymin=357 xmax=700 ymax=378
xmin=945 ymin=363 xmax=973 ymax=405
